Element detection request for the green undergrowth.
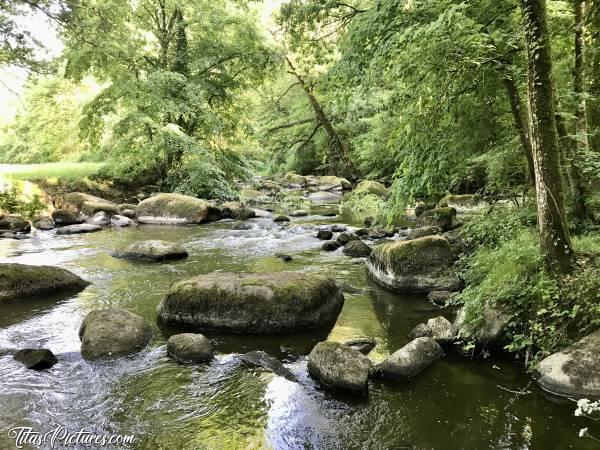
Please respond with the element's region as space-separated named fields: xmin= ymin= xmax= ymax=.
xmin=341 ymin=190 xmax=387 ymax=224
xmin=457 ymin=209 xmax=600 ymax=367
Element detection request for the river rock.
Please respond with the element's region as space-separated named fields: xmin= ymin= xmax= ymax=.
xmin=317 ymin=230 xmax=333 ymax=240
xmin=55 ymin=224 xmax=103 ymax=235
xmin=308 ymin=341 xmax=371 ymax=393
xmin=426 ymin=316 xmax=455 ymax=344
xmin=239 ymin=188 xmax=271 ymax=204
xmin=408 ymin=323 xmax=433 ymax=340
xmin=407 ymin=226 xmax=442 ymax=240
xmin=167 ymin=333 xmax=214 ymax=364
xmin=342 ymin=337 xmax=377 ymax=355
xmin=355 ymin=180 xmax=388 ymax=197
xmin=258 ymin=180 xmax=282 ymax=193
xmin=289 ymin=210 xmax=308 ymax=217
xmin=367 ymin=227 xmax=388 ymax=240
xmin=355 ymin=228 xmax=369 ymax=237
xmin=331 ymin=225 xmax=347 ymax=233
xmin=343 ymin=240 xmax=372 ymax=257
xmin=32 ymin=216 xmax=54 ymax=230
xmin=122 ymin=209 xmax=136 ymax=219
xmin=281 ymin=172 xmax=307 ymax=187
xmin=374 ymin=337 xmax=444 ymax=380
xmin=157 ymin=272 xmax=344 ymax=334
xmin=427 ymin=290 xmax=453 ymax=306
xmin=13 ymin=349 xmax=58 ymax=370
xmin=438 ymin=194 xmax=484 ymax=211
xmin=240 ymin=350 xmax=296 ymax=381
xmin=0 ymin=214 xmax=31 ymax=233
xmin=314 ymin=176 xmax=350 ymax=191
xmin=63 ymin=192 xmax=116 ymax=211
xmin=308 ymin=191 xmax=342 ymax=204
xmin=81 ymin=201 xmax=120 ymax=217
xmin=79 ymin=308 xmax=152 ymax=359
xmin=135 ymin=193 xmax=217 ymax=225
xmin=89 ymin=211 xmax=111 ymax=227
xmin=52 ymin=209 xmax=82 ymax=226
xmin=233 ymin=221 xmax=253 ymax=230
xmin=112 ymin=240 xmax=188 ymax=262
xmin=454 ymin=303 xmax=511 ymax=346
xmin=417 ymin=207 xmax=456 ymax=231
xmin=366 ymin=235 xmax=461 ymax=294
xmin=337 ymin=232 xmax=359 ymax=246
xmin=111 ymin=215 xmax=135 ymax=227
xmin=119 ymin=203 xmax=138 ymax=210
xmin=0 ymin=263 xmax=89 ymax=303
xmin=273 ymin=215 xmax=290 ymax=222
xmin=533 ymin=330 xmax=600 ymax=398
xmin=322 ymin=241 xmax=341 ymax=252
xmin=229 ymin=205 xmax=256 ymax=221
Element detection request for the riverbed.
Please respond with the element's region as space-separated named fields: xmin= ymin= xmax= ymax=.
xmin=0 ymin=205 xmax=596 ymax=449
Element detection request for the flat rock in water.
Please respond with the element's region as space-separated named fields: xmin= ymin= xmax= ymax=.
xmin=14 ymin=349 xmax=58 ymax=370
xmin=375 ymin=337 xmax=444 ymax=380
xmin=240 ymin=350 xmax=297 ymax=381
xmin=534 ymin=330 xmax=600 ymax=398
xmin=0 ymin=263 xmax=89 ymax=303
xmin=167 ymin=333 xmax=214 ymax=364
xmin=112 ymin=240 xmax=188 ymax=262
xmin=79 ymin=308 xmax=152 ymax=359
xmin=157 ymin=272 xmax=344 ymax=334
xmin=308 ymin=341 xmax=371 ymax=393
xmin=55 ymin=224 xmax=103 ymax=235
xmin=308 ymin=191 xmax=342 ymax=204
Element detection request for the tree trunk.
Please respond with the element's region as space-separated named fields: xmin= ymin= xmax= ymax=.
xmin=502 ymin=72 xmax=535 ymax=185
xmin=574 ymin=0 xmax=589 ymax=149
xmin=520 ymin=0 xmax=574 ymax=274
xmin=286 ymin=57 xmax=355 ymax=177
xmin=588 ymin=0 xmax=600 ymax=152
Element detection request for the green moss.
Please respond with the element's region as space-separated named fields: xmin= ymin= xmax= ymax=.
xmin=354 ymin=180 xmax=389 ymax=197
xmin=81 ymin=201 xmax=120 ymax=216
xmin=136 ymin=193 xmax=210 ymax=223
xmin=63 ymin=192 xmax=113 ymax=210
xmin=371 ymin=236 xmax=454 ymax=275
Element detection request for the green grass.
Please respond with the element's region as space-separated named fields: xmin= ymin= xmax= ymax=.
xmin=0 ymin=162 xmax=105 ymax=181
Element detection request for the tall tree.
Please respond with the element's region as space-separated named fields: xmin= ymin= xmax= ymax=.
xmin=519 ymin=0 xmax=574 ymax=273
xmin=588 ymin=0 xmax=600 ymax=152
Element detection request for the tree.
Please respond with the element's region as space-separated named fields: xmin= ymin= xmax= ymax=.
xmin=519 ymin=0 xmax=574 ymax=273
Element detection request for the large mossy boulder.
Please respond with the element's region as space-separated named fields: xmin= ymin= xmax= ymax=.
xmin=52 ymin=209 xmax=82 ymax=226
xmin=533 ymin=330 xmax=600 ymax=398
xmin=374 ymin=337 xmax=444 ymax=380
xmin=416 ymin=207 xmax=456 ymax=231
xmin=63 ymin=192 xmax=116 ymax=212
xmin=308 ymin=341 xmax=371 ymax=393
xmin=112 ymin=240 xmax=188 ymax=262
xmin=0 ymin=214 xmax=31 ymax=233
xmin=355 ymin=180 xmax=389 ymax=197
xmin=135 ymin=193 xmax=217 ymax=224
xmin=157 ymin=272 xmax=344 ymax=334
xmin=79 ymin=308 xmax=152 ymax=359
xmin=167 ymin=333 xmax=214 ymax=364
xmin=366 ymin=236 xmax=461 ymax=294
xmin=0 ymin=263 xmax=89 ymax=303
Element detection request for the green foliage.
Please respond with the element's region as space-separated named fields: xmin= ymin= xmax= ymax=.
xmin=341 ymin=190 xmax=386 ymax=223
xmin=0 ymin=185 xmax=45 ymax=219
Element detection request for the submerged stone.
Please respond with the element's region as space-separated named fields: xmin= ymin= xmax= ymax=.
xmin=342 ymin=337 xmax=377 ymax=355
xmin=112 ymin=240 xmax=188 ymax=262
xmin=308 ymin=341 xmax=371 ymax=393
xmin=79 ymin=308 xmax=152 ymax=359
xmin=157 ymin=272 xmax=344 ymax=334
xmin=0 ymin=263 xmax=89 ymax=303
xmin=241 ymin=350 xmax=297 ymax=381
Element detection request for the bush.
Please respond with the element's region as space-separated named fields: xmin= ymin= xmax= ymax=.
xmin=0 ymin=185 xmax=46 ymax=219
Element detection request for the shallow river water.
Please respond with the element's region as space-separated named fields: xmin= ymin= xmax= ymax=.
xmin=0 ymin=204 xmax=597 ymax=450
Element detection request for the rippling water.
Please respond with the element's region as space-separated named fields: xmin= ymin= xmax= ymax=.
xmin=0 ymin=205 xmax=597 ymax=449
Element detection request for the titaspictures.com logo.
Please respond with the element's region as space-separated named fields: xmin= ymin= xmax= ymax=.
xmin=7 ymin=426 xmax=136 ymax=448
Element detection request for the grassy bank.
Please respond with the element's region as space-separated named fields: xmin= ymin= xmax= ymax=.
xmin=0 ymin=163 xmax=105 ymax=181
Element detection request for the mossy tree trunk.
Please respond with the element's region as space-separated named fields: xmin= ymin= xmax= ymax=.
xmin=587 ymin=0 xmax=600 ymax=152
xmin=520 ymin=0 xmax=575 ymax=274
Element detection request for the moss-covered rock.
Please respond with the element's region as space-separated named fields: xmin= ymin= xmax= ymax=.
xmin=88 ymin=211 xmax=111 ymax=227
xmin=437 ymin=194 xmax=484 ymax=210
xmin=308 ymin=341 xmax=371 ymax=393
xmin=112 ymin=240 xmax=188 ymax=262
xmin=454 ymin=303 xmax=511 ymax=346
xmin=110 ymin=215 xmax=136 ymax=227
xmin=416 ymin=207 xmax=456 ymax=231
xmin=13 ymin=349 xmax=58 ymax=370
xmin=355 ymin=180 xmax=389 ymax=197
xmin=343 ymin=240 xmax=372 ymax=257
xmin=52 ymin=209 xmax=82 ymax=226
xmin=33 ymin=216 xmax=54 ymax=230
xmin=0 ymin=214 xmax=31 ymax=233
xmin=135 ymin=193 xmax=217 ymax=224
xmin=307 ymin=191 xmax=342 ymax=204
xmin=366 ymin=236 xmax=461 ymax=293
xmin=374 ymin=337 xmax=444 ymax=380
xmin=79 ymin=308 xmax=152 ymax=359
xmin=167 ymin=333 xmax=214 ymax=364
xmin=407 ymin=226 xmax=442 ymax=240
xmin=322 ymin=241 xmax=341 ymax=251
xmin=63 ymin=192 xmax=116 ymax=211
xmin=282 ymin=172 xmax=308 ymax=187
xmin=533 ymin=330 xmax=600 ymax=398
xmin=81 ymin=201 xmax=120 ymax=217
xmin=0 ymin=263 xmax=89 ymax=303
xmin=313 ymin=176 xmax=349 ymax=191
xmin=337 ymin=232 xmax=359 ymax=246
xmin=157 ymin=272 xmax=344 ymax=334
xmin=239 ymin=188 xmax=271 ymax=204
